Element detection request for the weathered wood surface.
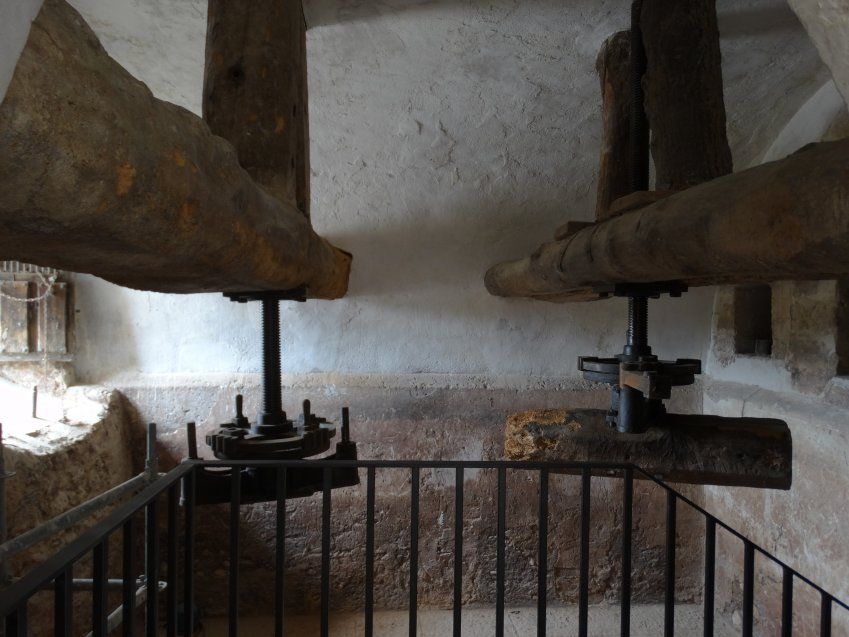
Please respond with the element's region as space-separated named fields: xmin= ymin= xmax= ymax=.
xmin=606 ymin=190 xmax=676 ymax=218
xmin=641 ymin=0 xmax=732 ymax=189
xmin=505 ymin=409 xmax=791 ymax=489
xmin=0 ymin=0 xmax=350 ymax=297
xmin=204 ymin=0 xmax=310 ymax=217
xmin=0 ymin=282 xmax=30 ymax=354
xmin=485 ymin=139 xmax=849 ymax=302
xmin=595 ymin=31 xmax=632 ymax=221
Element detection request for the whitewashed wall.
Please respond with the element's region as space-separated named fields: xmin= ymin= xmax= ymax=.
xmin=55 ymin=0 xmax=829 ymax=385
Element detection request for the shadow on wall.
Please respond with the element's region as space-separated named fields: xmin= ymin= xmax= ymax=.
xmin=71 ymin=274 xmax=141 ymax=380
xmin=326 ymin=194 xmax=580 ymax=302
xmin=305 ymin=0 xmax=608 ymax=28
xmin=307 ymin=0 xmax=806 ymax=38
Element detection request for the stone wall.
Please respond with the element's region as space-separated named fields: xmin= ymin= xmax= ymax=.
xmin=125 ymin=374 xmax=704 ymax=617
xmin=701 ymin=279 xmax=849 ymax=635
xmin=2 ymin=385 xmax=139 ymax=636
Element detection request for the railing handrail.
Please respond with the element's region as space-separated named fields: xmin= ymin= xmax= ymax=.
xmin=2 ymin=458 xmax=846 ymax=629
xmin=189 ymin=458 xmax=634 ymax=470
xmin=0 ymin=463 xmax=192 ymax=616
xmin=632 ymin=465 xmax=849 ymax=614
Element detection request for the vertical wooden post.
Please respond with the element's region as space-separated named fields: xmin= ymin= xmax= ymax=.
xmin=640 ymin=0 xmax=733 ymax=189
xmin=595 ymin=31 xmax=632 ymax=222
xmin=204 ymin=0 xmax=311 ymax=218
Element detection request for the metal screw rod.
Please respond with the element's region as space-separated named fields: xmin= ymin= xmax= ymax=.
xmin=261 ymin=299 xmax=285 ymax=425
xmin=627 ymin=296 xmax=648 ymax=351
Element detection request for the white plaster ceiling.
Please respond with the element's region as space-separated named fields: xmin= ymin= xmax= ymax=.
xmin=788 ymin=0 xmax=849 ymax=106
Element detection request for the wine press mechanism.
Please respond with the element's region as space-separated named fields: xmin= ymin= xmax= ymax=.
xmin=578 ymin=282 xmax=700 ymax=434
xmin=192 ymin=289 xmax=359 ymax=505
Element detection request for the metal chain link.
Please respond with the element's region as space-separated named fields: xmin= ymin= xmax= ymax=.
xmin=0 ymin=272 xmax=59 ymax=382
xmin=0 ymin=272 xmax=57 ymax=302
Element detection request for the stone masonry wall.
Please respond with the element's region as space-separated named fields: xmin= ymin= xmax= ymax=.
xmin=702 ymin=280 xmax=849 ymax=636
xmin=123 ymin=374 xmax=705 ymax=618
xmin=3 ymin=386 xmax=139 ymax=636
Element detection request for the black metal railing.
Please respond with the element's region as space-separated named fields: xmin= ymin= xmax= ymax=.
xmin=1 ymin=459 xmax=846 ymax=637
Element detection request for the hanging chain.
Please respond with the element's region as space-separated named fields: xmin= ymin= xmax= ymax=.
xmin=0 ymin=272 xmax=57 ymax=303
xmin=0 ymin=272 xmax=59 ymax=383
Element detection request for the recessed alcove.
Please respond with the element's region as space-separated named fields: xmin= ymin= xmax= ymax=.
xmin=733 ymin=284 xmax=773 ymax=357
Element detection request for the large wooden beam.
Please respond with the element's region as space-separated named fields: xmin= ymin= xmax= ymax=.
xmin=485 ymin=139 xmax=849 ymax=302
xmin=641 ymin=0 xmax=732 ymax=189
xmin=0 ymin=0 xmax=350 ymax=297
xmin=204 ymin=0 xmax=310 ymax=217
xmin=505 ymin=409 xmax=792 ymax=489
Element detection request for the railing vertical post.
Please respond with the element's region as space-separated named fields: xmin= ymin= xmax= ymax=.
xmin=54 ymin=565 xmax=72 ymax=637
xmin=92 ymin=541 xmax=108 ymax=637
xmin=664 ymin=491 xmax=676 ymax=637
xmin=820 ymin=593 xmax=832 ymax=637
xmin=579 ymin=467 xmax=591 ymax=637
xmin=781 ymin=566 xmax=793 ymax=637
xmin=122 ymin=518 xmax=135 ymax=637
xmin=742 ymin=541 xmax=754 ymax=637
xmin=621 ymin=468 xmax=633 ymax=637
xmin=167 ymin=483 xmax=178 ymax=637
xmin=365 ymin=467 xmax=376 ymax=637
xmin=537 ymin=468 xmax=549 ymax=637
xmin=5 ymin=605 xmax=26 ymax=637
xmin=146 ymin=496 xmax=159 ymax=637
xmin=703 ymin=518 xmax=716 ymax=637
xmin=182 ymin=469 xmax=195 ymax=637
xmin=453 ymin=466 xmax=464 ymax=637
xmin=275 ymin=467 xmax=287 ymax=637
xmin=228 ymin=467 xmax=241 ymax=637
xmin=495 ymin=466 xmax=507 ymax=637
xmin=320 ymin=467 xmax=331 ymax=637
xmin=409 ymin=466 xmax=420 ymax=637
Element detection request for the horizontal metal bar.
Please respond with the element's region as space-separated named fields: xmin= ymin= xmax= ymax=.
xmin=0 ymin=464 xmax=192 ymax=617
xmin=0 ymin=473 xmax=151 ymax=561
xmin=83 ymin=581 xmax=165 ymax=637
xmin=190 ymin=459 xmax=634 ymax=471
xmin=36 ymin=578 xmax=128 ymax=591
